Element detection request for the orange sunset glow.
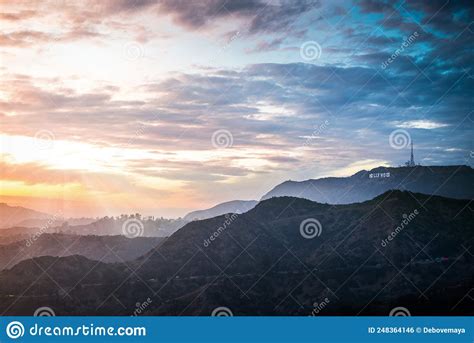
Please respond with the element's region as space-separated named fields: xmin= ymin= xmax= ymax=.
xmin=1 ymin=1 xmax=471 ymax=218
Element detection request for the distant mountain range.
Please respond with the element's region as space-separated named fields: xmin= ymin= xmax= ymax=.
xmin=0 ymin=209 xmax=186 ymax=238
xmin=14 ymin=217 xmax=96 ymax=229
xmin=0 ymin=203 xmax=50 ymax=228
xmin=0 ymin=203 xmax=96 ymax=229
xmin=0 ymin=234 xmax=165 ymax=270
xmin=61 ymin=217 xmax=186 ymax=237
xmin=184 ymin=200 xmax=258 ymax=221
xmin=182 ymin=165 xmax=473 ymax=224
xmin=0 ymin=190 xmax=472 ymax=315
xmin=261 ymin=165 xmax=474 ymax=204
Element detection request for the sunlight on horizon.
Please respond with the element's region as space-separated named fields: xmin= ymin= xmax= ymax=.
xmin=1 ymin=0 xmax=471 ymax=218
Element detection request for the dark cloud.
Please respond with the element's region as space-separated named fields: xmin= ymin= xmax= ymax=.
xmin=0 ymin=0 xmax=319 ymax=48
xmin=358 ymin=0 xmax=394 ymax=14
xmin=246 ymin=0 xmax=319 ymax=33
xmin=3 ymin=50 xmax=472 ymax=171
xmin=101 ymin=0 xmax=320 ymax=33
xmin=404 ymin=0 xmax=474 ymax=34
xmin=1 ymin=0 xmax=472 ymax=181
xmin=357 ymin=0 xmax=473 ymax=40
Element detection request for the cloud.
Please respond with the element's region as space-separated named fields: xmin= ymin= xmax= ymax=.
xmin=0 ymin=10 xmax=37 ymax=21
xmin=0 ymin=28 xmax=104 ymax=47
xmin=394 ymin=120 xmax=450 ymax=130
xmin=246 ymin=36 xmax=286 ymax=53
xmin=331 ymin=159 xmax=390 ymax=177
xmin=2 ymin=57 xmax=471 ymax=181
xmin=1 ymin=1 xmax=472 ymax=215
xmin=359 ymin=0 xmax=474 ymax=35
xmin=358 ymin=0 xmax=395 ymax=14
xmin=155 ymin=0 xmax=319 ymax=34
xmin=0 ymin=30 xmax=53 ymax=47
xmin=1 ymin=0 xmax=320 ymax=45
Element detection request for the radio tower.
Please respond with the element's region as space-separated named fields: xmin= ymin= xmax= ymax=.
xmin=408 ymin=141 xmax=415 ymax=167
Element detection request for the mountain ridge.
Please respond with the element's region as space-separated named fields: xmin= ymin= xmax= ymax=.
xmin=261 ymin=165 xmax=473 ymax=204
xmin=184 ymin=200 xmax=258 ymax=221
xmin=0 ymin=203 xmax=51 ymax=229
xmin=0 ymin=233 xmax=165 ymax=270
xmin=1 ymin=190 xmax=470 ymax=315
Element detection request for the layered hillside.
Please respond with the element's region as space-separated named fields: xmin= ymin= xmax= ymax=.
xmin=0 ymin=191 xmax=471 ymax=316
xmin=0 ymin=234 xmax=165 ymax=270
xmin=261 ymin=165 xmax=474 ymax=204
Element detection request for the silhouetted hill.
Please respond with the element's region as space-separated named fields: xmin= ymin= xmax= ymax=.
xmin=0 ymin=234 xmax=164 ymax=270
xmin=184 ymin=200 xmax=258 ymax=221
xmin=0 ymin=191 xmax=472 ymax=315
xmin=0 ymin=203 xmax=50 ymax=228
xmin=0 ymin=255 xmax=126 ymax=310
xmin=261 ymin=165 xmax=474 ymax=204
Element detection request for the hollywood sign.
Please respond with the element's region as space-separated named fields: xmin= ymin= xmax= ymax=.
xmin=369 ymin=172 xmax=390 ymax=179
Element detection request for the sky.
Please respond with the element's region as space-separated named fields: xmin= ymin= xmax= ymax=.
xmin=0 ymin=0 xmax=473 ymax=217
